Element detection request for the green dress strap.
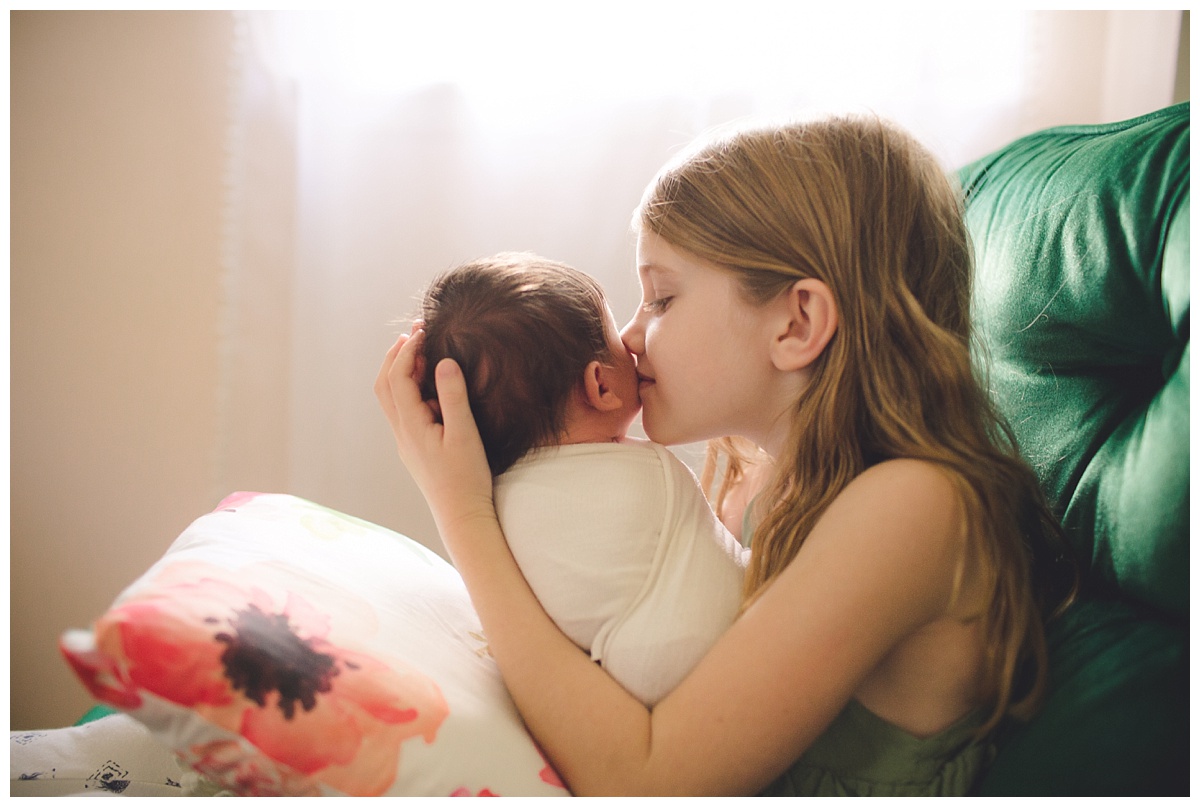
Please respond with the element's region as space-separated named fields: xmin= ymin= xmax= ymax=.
xmin=761 ymin=699 xmax=994 ymax=796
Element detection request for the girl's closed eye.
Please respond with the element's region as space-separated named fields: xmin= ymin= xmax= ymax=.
xmin=643 ymin=296 xmax=674 ymax=314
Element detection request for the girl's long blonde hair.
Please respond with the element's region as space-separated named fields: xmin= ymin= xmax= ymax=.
xmin=637 ymin=114 xmax=1075 ymax=737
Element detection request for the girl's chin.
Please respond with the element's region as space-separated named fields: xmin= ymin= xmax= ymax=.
xmin=641 ymin=400 xmax=704 ymax=446
xmin=641 ymin=415 xmax=683 ymax=447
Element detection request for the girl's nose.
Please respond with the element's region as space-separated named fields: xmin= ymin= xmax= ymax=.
xmin=620 ymin=316 xmax=644 ymax=355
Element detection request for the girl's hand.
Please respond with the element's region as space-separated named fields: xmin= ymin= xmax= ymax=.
xmin=373 ymin=329 xmax=497 ymax=540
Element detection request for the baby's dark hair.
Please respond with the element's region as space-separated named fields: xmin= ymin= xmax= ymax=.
xmin=418 ymin=252 xmax=614 ymax=475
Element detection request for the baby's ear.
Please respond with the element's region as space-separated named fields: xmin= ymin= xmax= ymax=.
xmin=582 ymin=360 xmax=625 ymax=412
xmin=770 ymin=278 xmax=838 ymax=372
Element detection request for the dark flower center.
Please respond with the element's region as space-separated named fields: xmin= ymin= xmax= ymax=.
xmin=214 ymin=603 xmax=339 ymax=719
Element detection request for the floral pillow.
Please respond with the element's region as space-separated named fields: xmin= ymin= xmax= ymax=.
xmin=59 ymin=492 xmax=568 ymax=797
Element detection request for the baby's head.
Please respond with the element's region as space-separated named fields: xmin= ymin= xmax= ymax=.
xmin=418 ymin=252 xmax=639 ymax=475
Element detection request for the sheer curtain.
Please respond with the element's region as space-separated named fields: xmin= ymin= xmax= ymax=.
xmin=216 ymin=8 xmax=1183 ymax=557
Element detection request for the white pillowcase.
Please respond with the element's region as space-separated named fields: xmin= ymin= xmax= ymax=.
xmin=10 ymin=713 xmax=220 ymax=796
xmin=59 ymin=492 xmax=568 ymax=797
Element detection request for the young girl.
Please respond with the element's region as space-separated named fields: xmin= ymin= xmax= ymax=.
xmin=375 ymin=114 xmax=1074 ymax=796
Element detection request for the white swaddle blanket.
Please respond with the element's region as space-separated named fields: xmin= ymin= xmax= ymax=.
xmin=494 ymin=440 xmax=748 ymax=706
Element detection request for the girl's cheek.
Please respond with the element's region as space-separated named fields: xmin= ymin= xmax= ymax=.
xmin=646 ymin=322 xmax=665 ymax=358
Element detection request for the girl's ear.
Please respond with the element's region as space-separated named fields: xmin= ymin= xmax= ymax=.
xmin=770 ymin=278 xmax=838 ymax=372
xmin=581 ymin=360 xmax=625 ymax=412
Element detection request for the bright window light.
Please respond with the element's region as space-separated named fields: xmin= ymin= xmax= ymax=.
xmin=252 ymin=5 xmax=1029 ymax=113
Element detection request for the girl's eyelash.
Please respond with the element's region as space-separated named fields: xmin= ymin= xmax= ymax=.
xmin=643 ymin=296 xmax=673 ymax=313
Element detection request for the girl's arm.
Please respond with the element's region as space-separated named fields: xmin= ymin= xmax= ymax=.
xmin=375 ymin=333 xmax=970 ymax=796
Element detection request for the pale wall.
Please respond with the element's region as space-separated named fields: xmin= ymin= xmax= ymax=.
xmin=12 ymin=11 xmax=238 ymax=731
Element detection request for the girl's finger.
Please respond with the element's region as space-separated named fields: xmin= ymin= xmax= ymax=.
xmin=406 ymin=322 xmax=427 ymax=384
xmin=374 ymin=334 xmax=409 ymax=413
xmin=433 ymin=357 xmax=481 ymax=446
xmin=389 ymin=330 xmax=434 ymax=419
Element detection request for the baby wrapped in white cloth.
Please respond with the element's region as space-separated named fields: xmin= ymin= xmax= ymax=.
xmin=496 ymin=440 xmax=747 ymax=706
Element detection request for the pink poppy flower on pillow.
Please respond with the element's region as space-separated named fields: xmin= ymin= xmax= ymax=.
xmin=62 ymin=559 xmax=449 ymax=796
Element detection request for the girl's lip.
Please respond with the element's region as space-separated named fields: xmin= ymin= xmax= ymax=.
xmin=637 ymin=374 xmax=655 ymax=386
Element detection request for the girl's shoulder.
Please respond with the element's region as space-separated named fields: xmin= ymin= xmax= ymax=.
xmin=845 ymin=457 xmax=963 ymax=507
xmin=790 ymin=458 xmax=972 ymax=612
xmin=843 ymin=457 xmax=963 ymax=506
xmin=815 ymin=458 xmax=983 ymax=619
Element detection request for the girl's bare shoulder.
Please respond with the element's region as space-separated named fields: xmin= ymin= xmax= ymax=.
xmin=786 ymin=458 xmax=970 ymax=618
xmin=837 ymin=458 xmax=965 ymax=540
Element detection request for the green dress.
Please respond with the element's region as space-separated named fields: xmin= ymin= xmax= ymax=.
xmin=760 ymin=699 xmax=993 ymax=796
xmin=741 ymin=510 xmax=993 ymax=796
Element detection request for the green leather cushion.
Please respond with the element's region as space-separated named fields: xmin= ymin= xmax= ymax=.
xmin=977 ymin=597 xmax=1188 ymax=795
xmin=958 ymin=103 xmax=1190 ymax=616
xmin=960 ymin=105 xmax=1189 ymax=795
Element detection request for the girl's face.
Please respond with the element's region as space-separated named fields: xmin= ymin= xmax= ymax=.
xmin=621 ymin=231 xmax=795 ymax=453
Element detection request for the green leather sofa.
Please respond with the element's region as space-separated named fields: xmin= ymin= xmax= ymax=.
xmin=959 ymin=102 xmax=1189 ymax=796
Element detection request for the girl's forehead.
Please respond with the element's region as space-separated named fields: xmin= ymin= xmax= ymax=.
xmin=635 ymin=241 xmax=683 ymax=277
xmin=635 ymin=228 xmax=677 ymax=261
xmin=638 ymin=247 xmax=711 ymax=286
xmin=637 ymin=262 xmax=671 ymax=280
xmin=636 ymin=231 xmax=711 ymax=276
xmin=634 ymin=263 xmax=681 ymax=298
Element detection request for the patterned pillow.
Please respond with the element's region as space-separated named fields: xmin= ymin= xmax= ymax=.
xmin=10 ymin=713 xmax=220 ymax=796
xmin=59 ymin=492 xmax=568 ymax=797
